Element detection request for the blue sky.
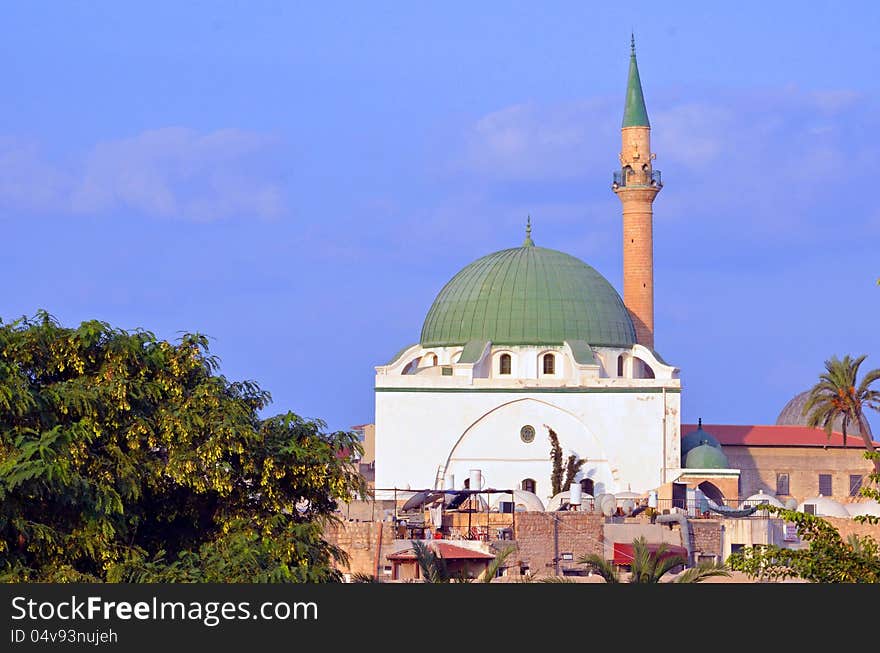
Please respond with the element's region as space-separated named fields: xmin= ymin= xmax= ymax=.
xmin=2 ymin=2 xmax=878 ymax=434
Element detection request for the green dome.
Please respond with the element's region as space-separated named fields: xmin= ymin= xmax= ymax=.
xmin=684 ymin=443 xmax=729 ymax=470
xmin=420 ymin=244 xmax=636 ymax=347
xmin=681 ymin=423 xmax=722 ymax=458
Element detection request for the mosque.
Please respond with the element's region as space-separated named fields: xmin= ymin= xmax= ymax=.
xmin=371 ymin=41 xmax=875 ymax=511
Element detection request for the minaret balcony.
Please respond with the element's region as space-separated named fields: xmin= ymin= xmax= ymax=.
xmin=612 ymin=169 xmax=662 ymax=190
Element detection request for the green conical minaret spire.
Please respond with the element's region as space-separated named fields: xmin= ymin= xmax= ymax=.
xmin=622 ymin=34 xmax=650 ymax=128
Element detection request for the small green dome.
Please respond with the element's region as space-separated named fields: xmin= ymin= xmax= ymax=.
xmin=684 ymin=443 xmax=729 ymax=470
xmin=681 ymin=422 xmax=721 ymax=458
xmin=420 ymin=245 xmax=636 ymax=347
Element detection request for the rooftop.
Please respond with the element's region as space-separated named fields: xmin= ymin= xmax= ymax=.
xmin=681 ymin=423 xmax=880 ymax=448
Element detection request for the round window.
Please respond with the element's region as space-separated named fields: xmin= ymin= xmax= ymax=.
xmin=520 ymin=425 xmax=536 ymax=443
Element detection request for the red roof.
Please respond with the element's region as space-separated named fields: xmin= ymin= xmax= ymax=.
xmin=681 ymin=423 xmax=879 ymax=449
xmin=612 ymin=542 xmax=688 ymax=566
xmin=387 ymin=542 xmax=495 ymax=561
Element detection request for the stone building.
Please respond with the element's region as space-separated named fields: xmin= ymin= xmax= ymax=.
xmin=374 ymin=39 xmax=679 ymax=502
xmin=340 ymin=40 xmax=880 ymax=580
xmin=685 ymin=422 xmax=875 ymax=505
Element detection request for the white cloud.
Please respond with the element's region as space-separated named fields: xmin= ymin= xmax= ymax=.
xmin=461 ymin=99 xmax=617 ymax=180
xmin=0 ymin=139 xmax=72 ymax=213
xmin=451 ymin=86 xmax=876 ymax=242
xmin=0 ymin=127 xmax=285 ymax=221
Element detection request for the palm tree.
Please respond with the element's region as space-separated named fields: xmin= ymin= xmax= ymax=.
xmin=578 ymin=537 xmax=730 ymax=583
xmin=803 ymin=354 xmax=880 ymax=473
xmin=349 ymin=572 xmax=382 ymax=583
xmin=411 ymin=540 xmax=450 ymax=583
xmin=474 ymin=545 xmax=515 ymax=583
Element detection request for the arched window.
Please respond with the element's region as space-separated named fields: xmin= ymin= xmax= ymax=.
xmin=428 ymin=353 xmax=438 ymax=366
xmin=580 ymin=478 xmax=594 ymax=496
xmin=499 ymin=353 xmax=511 ymax=375
xmin=542 ymin=353 xmax=555 ymax=375
xmin=617 ymin=355 xmax=624 ymax=377
xmin=521 ymin=478 xmax=536 ymax=494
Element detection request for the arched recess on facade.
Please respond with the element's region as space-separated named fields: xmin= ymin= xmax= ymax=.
xmin=698 ymin=481 xmax=725 ymax=507
xmin=441 ymin=397 xmax=618 ymax=485
xmin=633 ymin=356 xmax=655 ymax=379
xmin=402 ymin=358 xmax=420 ymax=375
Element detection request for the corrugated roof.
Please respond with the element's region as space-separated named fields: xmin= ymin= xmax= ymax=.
xmin=458 ymin=339 xmax=490 ymax=365
xmin=566 ymin=339 xmax=596 ymax=365
xmin=681 ymin=423 xmax=880 ymax=448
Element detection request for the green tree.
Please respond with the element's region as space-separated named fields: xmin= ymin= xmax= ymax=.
xmin=578 ymin=536 xmax=730 ymax=583
xmin=858 ymin=451 xmax=880 ymax=524
xmin=548 ymin=428 xmax=584 ymax=496
xmin=803 ymin=354 xmax=880 ymax=472
xmin=0 ymin=311 xmax=366 ymax=582
xmin=727 ymin=505 xmax=880 ymax=582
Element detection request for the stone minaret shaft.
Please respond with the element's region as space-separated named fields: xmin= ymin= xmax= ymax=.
xmin=613 ymin=37 xmax=661 ymax=349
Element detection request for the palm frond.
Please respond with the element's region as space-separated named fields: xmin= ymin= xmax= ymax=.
xmin=577 ymin=553 xmax=620 ymax=583
xmin=411 ymin=540 xmax=449 ymax=583
xmin=476 ymin=545 xmax=516 ymax=583
xmin=673 ymin=561 xmax=731 ymax=583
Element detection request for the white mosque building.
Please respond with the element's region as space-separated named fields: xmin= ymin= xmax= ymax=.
xmin=374 ymin=42 xmax=684 ymax=502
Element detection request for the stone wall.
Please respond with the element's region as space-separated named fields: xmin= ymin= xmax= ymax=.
xmin=324 ymin=521 xmax=396 ymax=579
xmin=512 ymin=512 xmax=604 ymax=577
xmin=822 ymin=516 xmax=880 ymax=542
xmin=690 ymin=520 xmax=722 ymax=561
xmin=726 ymin=446 xmax=872 ymax=503
xmin=325 ymin=511 xmax=880 ymax=582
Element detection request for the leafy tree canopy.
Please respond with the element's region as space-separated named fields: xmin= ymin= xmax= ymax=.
xmin=726 ymin=502 xmax=880 ymax=583
xmin=0 ymin=311 xmax=365 ymax=582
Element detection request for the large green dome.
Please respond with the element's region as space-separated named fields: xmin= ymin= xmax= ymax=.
xmin=420 ymin=244 xmax=636 ymax=347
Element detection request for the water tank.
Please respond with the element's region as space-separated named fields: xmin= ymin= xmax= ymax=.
xmin=469 ymin=469 xmax=483 ymax=491
xmin=648 ymin=491 xmax=658 ymax=508
xmin=569 ymin=482 xmax=582 ymax=507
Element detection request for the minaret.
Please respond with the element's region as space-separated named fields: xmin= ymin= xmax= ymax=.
xmin=612 ymin=35 xmax=662 ymax=349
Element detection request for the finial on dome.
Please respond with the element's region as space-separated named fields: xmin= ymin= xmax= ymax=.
xmin=631 ymin=32 xmax=636 ymax=55
xmin=698 ymin=417 xmax=702 ymax=428
xmin=523 ymin=215 xmax=535 ymax=247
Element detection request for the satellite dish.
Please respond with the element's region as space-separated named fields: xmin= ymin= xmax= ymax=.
xmin=784 ymin=498 xmax=798 ymax=510
xmin=622 ymin=499 xmax=635 ymax=516
xmin=597 ymin=494 xmax=616 ymax=517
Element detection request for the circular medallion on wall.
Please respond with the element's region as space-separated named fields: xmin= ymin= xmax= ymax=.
xmin=520 ymin=425 xmax=536 ymax=443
